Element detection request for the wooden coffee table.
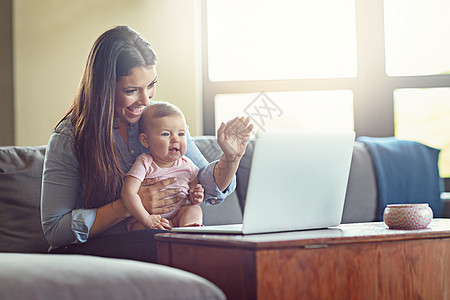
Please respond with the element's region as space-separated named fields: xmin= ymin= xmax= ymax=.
xmin=156 ymin=219 xmax=450 ymax=300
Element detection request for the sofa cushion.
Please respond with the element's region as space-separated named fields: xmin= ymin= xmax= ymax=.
xmin=193 ymin=136 xmax=223 ymax=162
xmin=235 ymin=139 xmax=255 ymax=212
xmin=341 ymin=142 xmax=377 ymax=223
xmin=0 ymin=253 xmax=225 ymax=300
xmin=194 ymin=137 xmax=244 ymax=225
xmin=0 ymin=146 xmax=50 ymax=253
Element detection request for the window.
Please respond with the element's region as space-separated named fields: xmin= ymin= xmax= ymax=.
xmin=384 ymin=0 xmax=450 ymax=76
xmin=395 ymin=88 xmax=450 ymax=177
xmin=215 ymin=91 xmax=354 ymax=134
xmin=203 ymin=0 xmax=358 ymax=136
xmin=384 ymin=0 xmax=450 ymax=182
xmin=202 ymin=0 xmax=450 ymax=185
xmin=207 ymin=0 xmax=357 ymax=81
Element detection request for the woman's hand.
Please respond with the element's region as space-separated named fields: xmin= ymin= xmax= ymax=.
xmin=217 ymin=117 xmax=253 ymax=161
xmin=214 ymin=117 xmax=253 ymax=192
xmin=138 ymin=177 xmax=182 ymax=215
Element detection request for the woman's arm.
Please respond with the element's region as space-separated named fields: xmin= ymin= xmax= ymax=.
xmin=88 ymin=199 xmax=130 ymax=237
xmin=41 ymin=128 xmax=130 ymax=248
xmin=213 ymin=155 xmax=242 ymax=192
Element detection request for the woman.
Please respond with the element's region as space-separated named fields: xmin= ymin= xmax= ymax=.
xmin=41 ymin=25 xmax=252 ymax=262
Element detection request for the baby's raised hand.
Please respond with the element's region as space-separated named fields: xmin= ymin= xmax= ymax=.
xmin=188 ymin=184 xmax=204 ymax=205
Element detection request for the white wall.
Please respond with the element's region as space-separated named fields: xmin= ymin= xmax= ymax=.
xmin=13 ymin=0 xmax=202 ymax=146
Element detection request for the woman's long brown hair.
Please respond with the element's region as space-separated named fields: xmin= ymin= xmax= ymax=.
xmin=58 ymin=26 xmax=156 ymax=208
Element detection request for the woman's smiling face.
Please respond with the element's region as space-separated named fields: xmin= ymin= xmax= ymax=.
xmin=114 ymin=65 xmax=158 ymax=126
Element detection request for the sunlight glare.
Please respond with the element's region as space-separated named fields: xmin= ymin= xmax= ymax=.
xmin=207 ymin=0 xmax=357 ymax=81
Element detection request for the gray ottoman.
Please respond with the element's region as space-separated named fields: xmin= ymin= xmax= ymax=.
xmin=0 ymin=253 xmax=225 ymax=300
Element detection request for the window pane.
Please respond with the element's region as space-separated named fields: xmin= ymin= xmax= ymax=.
xmin=214 ymin=90 xmax=354 ymax=134
xmin=394 ymin=88 xmax=450 ymax=177
xmin=384 ymin=0 xmax=450 ymax=77
xmin=207 ymin=0 xmax=357 ymax=81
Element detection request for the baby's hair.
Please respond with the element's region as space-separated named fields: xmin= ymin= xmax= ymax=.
xmin=139 ymin=101 xmax=185 ymax=133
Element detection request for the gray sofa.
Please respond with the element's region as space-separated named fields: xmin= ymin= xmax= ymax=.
xmin=1 ymin=137 xmax=449 ymax=299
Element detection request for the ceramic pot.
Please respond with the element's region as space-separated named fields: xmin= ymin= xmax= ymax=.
xmin=383 ymin=203 xmax=433 ymax=230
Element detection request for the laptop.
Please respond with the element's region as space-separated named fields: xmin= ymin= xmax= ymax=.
xmin=172 ymin=128 xmax=355 ymax=234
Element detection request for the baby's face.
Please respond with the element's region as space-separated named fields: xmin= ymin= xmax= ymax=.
xmin=142 ymin=115 xmax=187 ymax=167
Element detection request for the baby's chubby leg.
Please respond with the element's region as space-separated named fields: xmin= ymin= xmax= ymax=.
xmin=172 ymin=204 xmax=203 ymax=227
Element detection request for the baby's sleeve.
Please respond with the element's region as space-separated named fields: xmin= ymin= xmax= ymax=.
xmin=126 ymin=153 xmax=153 ymax=182
xmin=185 ymin=156 xmax=200 ymax=182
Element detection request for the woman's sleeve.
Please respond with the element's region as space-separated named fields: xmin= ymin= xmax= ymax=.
xmin=41 ymin=130 xmax=97 ymax=249
xmin=184 ymin=128 xmax=236 ymax=205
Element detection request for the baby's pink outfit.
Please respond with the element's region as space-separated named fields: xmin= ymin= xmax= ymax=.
xmin=126 ymin=153 xmax=199 ymax=219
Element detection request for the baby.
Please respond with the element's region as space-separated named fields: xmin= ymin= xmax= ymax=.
xmin=121 ymin=101 xmax=204 ymax=230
